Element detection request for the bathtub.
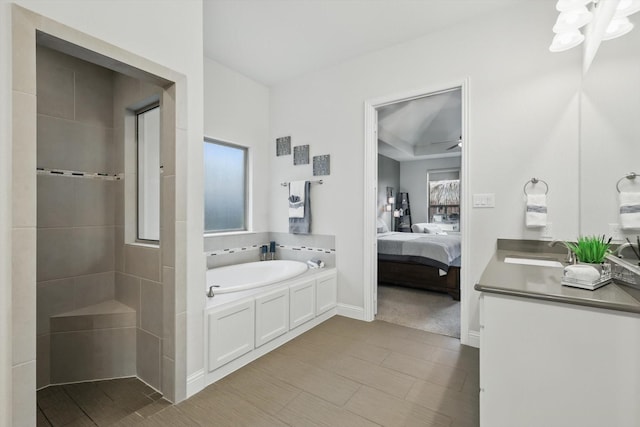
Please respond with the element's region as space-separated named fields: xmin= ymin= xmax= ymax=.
xmin=206 ymin=260 xmax=308 ymax=295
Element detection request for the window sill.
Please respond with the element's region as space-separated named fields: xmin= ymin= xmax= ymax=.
xmin=204 ymin=230 xmax=256 ymax=238
xmin=127 ymin=241 xmax=160 ymax=249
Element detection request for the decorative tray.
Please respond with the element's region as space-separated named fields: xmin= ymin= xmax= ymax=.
xmin=561 ymin=275 xmax=611 ymax=291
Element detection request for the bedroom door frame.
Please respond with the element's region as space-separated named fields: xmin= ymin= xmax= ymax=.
xmin=363 ymin=78 xmax=471 ymax=344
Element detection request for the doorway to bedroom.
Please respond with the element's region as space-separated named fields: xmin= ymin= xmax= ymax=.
xmin=372 ymin=86 xmax=464 ymax=339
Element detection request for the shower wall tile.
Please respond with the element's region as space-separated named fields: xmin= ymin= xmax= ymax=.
xmin=74 ymin=65 xmax=114 ymax=128
xmin=269 ymin=232 xmax=335 ymax=251
xmin=163 ymin=267 xmax=176 ymax=360
xmin=36 ymin=62 xmax=75 ymax=120
xmin=12 ymin=6 xmax=39 ymax=95
xmin=137 ymin=329 xmax=161 ymax=391
xmin=161 ymin=86 xmax=176 ymax=177
xmin=38 ymin=227 xmax=115 ymax=281
xmin=37 ymin=334 xmax=50 ymax=389
xmin=37 ymin=115 xmax=113 ymax=173
xmin=12 ymin=360 xmax=37 ymax=427
xmin=161 ymin=356 xmax=175 ymax=402
xmin=114 ymin=226 xmax=125 ymax=272
xmin=114 ymin=180 xmax=124 ymax=227
xmin=73 ymin=179 xmax=115 ymax=227
xmin=50 ymin=327 xmax=136 ymax=383
xmin=37 ymin=229 xmax=75 ymax=282
xmin=141 ymin=279 xmax=163 ymax=338
xmin=203 ymin=232 xmax=269 ymax=252
xmin=12 ymin=227 xmax=36 ymax=365
xmin=13 ymin=91 xmax=37 ymax=228
xmin=37 ymin=176 xmax=114 ymax=228
xmin=73 ymin=271 xmax=115 ymax=308
xmin=115 ymin=272 xmax=141 ymax=327
xmin=206 ymin=249 xmax=260 ymax=269
xmin=37 ymin=175 xmax=76 ymax=228
xmin=37 ymin=279 xmax=75 ymax=335
xmin=73 ymin=226 xmax=115 ymax=277
xmin=124 ymin=245 xmax=160 ymax=282
xmin=161 ymin=223 xmax=175 ymax=269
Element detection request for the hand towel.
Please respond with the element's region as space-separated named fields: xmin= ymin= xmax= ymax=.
xmin=289 ymin=181 xmax=311 ymax=234
xmin=619 ymin=191 xmax=640 ymax=229
xmin=288 ymin=180 xmax=305 ymax=218
xmin=526 ymin=194 xmax=547 ymax=228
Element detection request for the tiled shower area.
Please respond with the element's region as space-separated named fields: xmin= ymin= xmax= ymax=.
xmin=35 ymin=45 xmax=169 ymax=395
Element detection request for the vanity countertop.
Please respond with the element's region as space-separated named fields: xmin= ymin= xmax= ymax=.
xmin=475 ymin=240 xmax=640 ymax=314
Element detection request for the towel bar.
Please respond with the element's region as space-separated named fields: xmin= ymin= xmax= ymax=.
xmin=523 ymin=178 xmax=548 ymax=195
xmin=616 ymin=172 xmax=637 ymax=193
xmin=280 ymin=179 xmax=323 ymax=187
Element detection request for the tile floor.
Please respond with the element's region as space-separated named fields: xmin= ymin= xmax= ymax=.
xmin=39 ymin=316 xmax=479 ymax=426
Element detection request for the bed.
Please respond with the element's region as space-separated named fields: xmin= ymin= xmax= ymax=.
xmin=377 ymin=230 xmax=461 ymax=300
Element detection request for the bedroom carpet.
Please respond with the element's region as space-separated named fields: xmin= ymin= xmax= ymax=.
xmin=376 ymin=284 xmax=461 ymax=338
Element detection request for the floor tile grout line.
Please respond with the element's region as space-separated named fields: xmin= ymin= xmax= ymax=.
xmin=60 ymin=384 xmax=99 ymax=426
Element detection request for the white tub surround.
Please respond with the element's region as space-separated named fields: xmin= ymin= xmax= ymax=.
xmin=206 ymin=260 xmax=308 ymax=294
xmin=202 ymin=267 xmax=337 ymax=390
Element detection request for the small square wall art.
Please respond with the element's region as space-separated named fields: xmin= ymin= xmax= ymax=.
xmin=276 ymin=136 xmax=291 ymax=156
xmin=313 ymin=154 xmax=330 ymax=176
xmin=293 ymin=145 xmax=309 ymax=165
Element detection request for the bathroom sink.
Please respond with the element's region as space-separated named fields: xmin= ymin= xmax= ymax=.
xmin=504 ymin=256 xmax=563 ymax=268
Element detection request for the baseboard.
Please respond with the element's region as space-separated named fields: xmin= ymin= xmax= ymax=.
xmin=186 ymin=369 xmax=205 ymax=398
xmin=466 ymin=330 xmax=480 ymax=348
xmin=337 ymin=303 xmax=365 ymax=320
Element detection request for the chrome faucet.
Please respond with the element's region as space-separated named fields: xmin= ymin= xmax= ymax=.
xmin=548 ymin=240 xmax=575 ymax=264
xmin=615 ymin=242 xmax=639 ymax=258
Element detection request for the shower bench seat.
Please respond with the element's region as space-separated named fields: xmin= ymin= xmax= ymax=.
xmin=49 ymin=300 xmax=137 ymax=384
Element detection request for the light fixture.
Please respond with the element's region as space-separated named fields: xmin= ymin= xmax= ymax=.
xmin=603 ymin=15 xmax=634 ymax=40
xmin=393 ymin=209 xmax=401 ymax=218
xmin=616 ymin=0 xmax=640 ymax=17
xmin=553 ymin=7 xmax=593 ymax=32
xmin=550 ymin=29 xmax=585 ymax=52
xmin=385 ymin=204 xmax=392 ymax=212
xmin=556 ymin=0 xmax=592 ymax=12
xmin=388 ymin=196 xmax=395 ymax=204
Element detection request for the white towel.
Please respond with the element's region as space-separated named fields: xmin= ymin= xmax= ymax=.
xmin=619 ymin=191 xmax=640 ymax=229
xmin=288 ymin=181 xmax=305 ymax=218
xmin=526 ymin=194 xmax=547 ymax=228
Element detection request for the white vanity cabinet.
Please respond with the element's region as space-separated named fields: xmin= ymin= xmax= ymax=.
xmin=479 ymin=293 xmax=640 ymax=427
xmin=290 ymin=279 xmax=316 ymax=329
xmin=207 ymin=298 xmax=255 ymax=372
xmin=255 ymin=286 xmax=289 ymax=347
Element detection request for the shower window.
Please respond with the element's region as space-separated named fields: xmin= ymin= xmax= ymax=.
xmin=136 ymin=104 xmax=160 ymax=242
xmin=204 ymin=138 xmax=247 ymax=233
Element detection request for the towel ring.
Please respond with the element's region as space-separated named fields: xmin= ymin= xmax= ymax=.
xmin=523 ymin=178 xmax=548 ymax=196
xmin=616 ymin=172 xmax=638 ymax=193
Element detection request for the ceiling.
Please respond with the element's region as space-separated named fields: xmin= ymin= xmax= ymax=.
xmin=203 ymin=0 xmax=528 ymax=86
xmin=377 ymin=88 xmax=462 ymax=162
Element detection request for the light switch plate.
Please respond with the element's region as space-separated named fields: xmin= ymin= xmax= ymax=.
xmin=473 ymin=193 xmax=495 ymax=208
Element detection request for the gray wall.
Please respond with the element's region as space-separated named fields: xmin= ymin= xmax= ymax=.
xmin=377 ymin=154 xmax=400 ymax=231
xmin=399 ymin=156 xmax=461 ymax=224
xmin=36 ymin=46 xmax=124 ymax=387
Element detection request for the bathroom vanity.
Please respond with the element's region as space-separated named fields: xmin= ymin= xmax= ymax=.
xmin=476 ymin=240 xmax=640 ymax=427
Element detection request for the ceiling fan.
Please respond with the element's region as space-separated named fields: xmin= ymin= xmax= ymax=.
xmin=431 ymin=136 xmax=462 ymax=150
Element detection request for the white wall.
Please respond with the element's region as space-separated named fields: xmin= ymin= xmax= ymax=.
xmin=399 ymin=156 xmax=461 ymax=224
xmin=0 ymin=0 xmax=204 ymax=418
xmin=204 ymin=58 xmax=270 ymax=233
xmin=270 ymin=2 xmax=581 ymax=334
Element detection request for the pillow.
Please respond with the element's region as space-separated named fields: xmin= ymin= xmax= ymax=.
xmin=424 ymin=223 xmax=447 ymax=235
xmin=411 ymin=223 xmax=428 ymax=233
xmin=376 ymin=218 xmax=390 ymax=233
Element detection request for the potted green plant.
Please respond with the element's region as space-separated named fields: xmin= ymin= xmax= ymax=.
xmin=565 ymin=235 xmax=612 ymax=265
